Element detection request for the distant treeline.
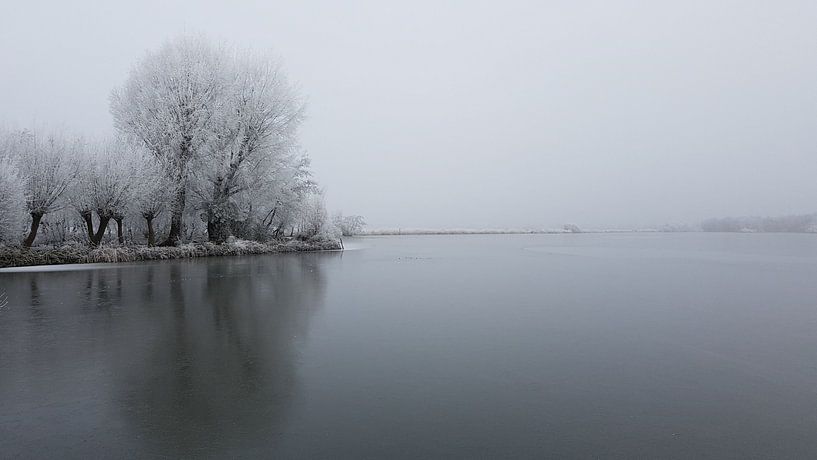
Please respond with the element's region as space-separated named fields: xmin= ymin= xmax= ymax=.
xmin=701 ymin=214 xmax=817 ymax=233
xmin=360 ymin=225 xmax=584 ymax=236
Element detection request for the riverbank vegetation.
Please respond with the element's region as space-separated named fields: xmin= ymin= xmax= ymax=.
xmin=0 ymin=238 xmax=340 ymax=269
xmin=0 ymin=36 xmax=340 ymax=262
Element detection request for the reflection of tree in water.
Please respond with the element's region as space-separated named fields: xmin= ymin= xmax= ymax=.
xmin=119 ymin=253 xmax=333 ymax=455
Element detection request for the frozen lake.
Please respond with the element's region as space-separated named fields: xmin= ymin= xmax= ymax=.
xmin=3 ymin=233 xmax=817 ymax=458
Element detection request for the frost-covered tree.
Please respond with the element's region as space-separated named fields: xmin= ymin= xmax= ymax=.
xmin=194 ymin=50 xmax=304 ymax=243
xmin=10 ymin=129 xmax=80 ymax=247
xmin=297 ymin=191 xmax=332 ymax=239
xmin=333 ymin=213 xmax=366 ymax=236
xmin=111 ymin=36 xmax=331 ymax=246
xmin=134 ymin=156 xmax=171 ymax=246
xmin=0 ymin=158 xmax=26 ymax=244
xmin=70 ymin=139 xmax=144 ymax=246
xmin=248 ymin=153 xmax=316 ymax=239
xmin=111 ymin=36 xmax=225 ymax=246
xmin=0 ymin=130 xmax=27 ymax=244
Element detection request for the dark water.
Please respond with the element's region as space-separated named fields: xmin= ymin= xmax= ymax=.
xmin=3 ymin=234 xmax=817 ymax=458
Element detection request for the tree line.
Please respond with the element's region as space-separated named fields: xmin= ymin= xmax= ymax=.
xmin=0 ymin=37 xmax=345 ymax=248
xmin=701 ymin=213 xmax=817 ymax=233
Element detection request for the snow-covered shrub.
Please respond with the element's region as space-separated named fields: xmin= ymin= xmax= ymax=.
xmin=563 ymin=223 xmax=582 ymax=233
xmin=297 ymin=191 xmax=333 ymax=239
xmin=332 ymin=213 xmax=366 ymax=236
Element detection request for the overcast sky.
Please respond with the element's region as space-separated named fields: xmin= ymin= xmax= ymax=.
xmin=2 ymin=0 xmax=816 ymax=229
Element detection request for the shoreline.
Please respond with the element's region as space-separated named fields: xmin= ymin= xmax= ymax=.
xmin=359 ymin=229 xmax=641 ymax=236
xmin=356 ymin=230 xmax=817 ymax=236
xmin=0 ymin=238 xmax=342 ymax=270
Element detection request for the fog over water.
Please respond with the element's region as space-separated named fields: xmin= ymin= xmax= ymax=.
xmin=2 ymin=1 xmax=816 ymax=229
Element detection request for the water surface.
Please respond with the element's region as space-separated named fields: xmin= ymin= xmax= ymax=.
xmin=2 ymin=233 xmax=817 ymax=458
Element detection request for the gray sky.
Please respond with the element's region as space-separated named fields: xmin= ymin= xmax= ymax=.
xmin=2 ymin=0 xmax=817 ymax=229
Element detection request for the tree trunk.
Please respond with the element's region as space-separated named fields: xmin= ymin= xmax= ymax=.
xmin=114 ymin=217 xmax=124 ymax=244
xmin=80 ymin=210 xmax=94 ymax=242
xmin=160 ymin=184 xmax=185 ymax=247
xmin=207 ymin=214 xmax=231 ymax=244
xmin=207 ymin=179 xmax=231 ymax=244
xmin=90 ymin=215 xmax=111 ymax=247
xmin=145 ymin=215 xmax=155 ymax=247
xmin=22 ymin=212 xmax=43 ymax=248
xmin=160 ymin=157 xmax=190 ymax=248
xmin=263 ymin=206 xmax=277 ymax=228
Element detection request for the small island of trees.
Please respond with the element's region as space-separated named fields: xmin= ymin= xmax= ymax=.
xmin=0 ymin=36 xmax=359 ymax=268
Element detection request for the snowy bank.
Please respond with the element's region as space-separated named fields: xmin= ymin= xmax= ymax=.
xmin=0 ymin=238 xmax=342 ymax=269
